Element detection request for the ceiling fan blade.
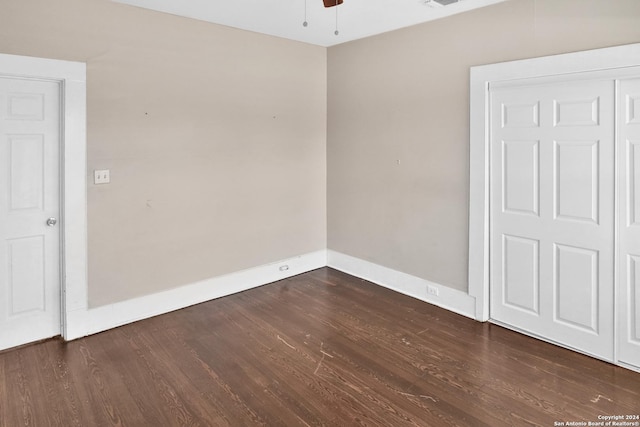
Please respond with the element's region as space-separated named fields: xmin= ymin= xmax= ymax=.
xmin=322 ymin=0 xmax=343 ymax=7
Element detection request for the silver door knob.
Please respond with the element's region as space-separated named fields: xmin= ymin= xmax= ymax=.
xmin=46 ymin=217 xmax=57 ymax=227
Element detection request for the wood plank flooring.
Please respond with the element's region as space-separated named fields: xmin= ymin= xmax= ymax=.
xmin=1 ymin=267 xmax=639 ymax=426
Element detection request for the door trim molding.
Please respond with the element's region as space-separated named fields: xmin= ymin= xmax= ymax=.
xmin=469 ymin=43 xmax=640 ymax=322
xmin=0 ymin=53 xmax=87 ymax=341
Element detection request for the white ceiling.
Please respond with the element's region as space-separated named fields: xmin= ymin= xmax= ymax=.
xmin=113 ymin=0 xmax=509 ymax=47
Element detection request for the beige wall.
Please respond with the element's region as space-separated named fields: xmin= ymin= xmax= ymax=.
xmin=3 ymin=0 xmax=640 ymax=307
xmin=0 ymin=0 xmax=327 ymax=307
xmin=327 ymin=0 xmax=640 ymax=292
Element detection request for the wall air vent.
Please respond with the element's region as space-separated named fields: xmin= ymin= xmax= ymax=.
xmin=422 ymin=0 xmax=462 ymax=7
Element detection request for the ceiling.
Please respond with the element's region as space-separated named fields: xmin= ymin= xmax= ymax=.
xmin=113 ymin=0 xmax=509 ymax=47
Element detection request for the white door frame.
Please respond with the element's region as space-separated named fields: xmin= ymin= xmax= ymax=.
xmin=469 ymin=42 xmax=640 ymax=322
xmin=0 ymin=53 xmax=87 ymax=341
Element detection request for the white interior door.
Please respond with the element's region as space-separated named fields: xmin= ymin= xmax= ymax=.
xmin=618 ymin=78 xmax=640 ymax=368
xmin=490 ymin=76 xmax=615 ymax=361
xmin=0 ymin=76 xmax=61 ymax=350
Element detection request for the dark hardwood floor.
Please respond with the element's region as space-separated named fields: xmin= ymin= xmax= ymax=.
xmin=1 ymin=267 xmax=639 ymax=426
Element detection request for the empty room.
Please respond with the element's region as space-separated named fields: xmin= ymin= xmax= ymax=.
xmin=1 ymin=0 xmax=640 ymax=425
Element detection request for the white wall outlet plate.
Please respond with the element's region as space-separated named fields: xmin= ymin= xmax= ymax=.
xmin=94 ymin=169 xmax=110 ymax=184
xmin=427 ymin=284 xmax=439 ymax=297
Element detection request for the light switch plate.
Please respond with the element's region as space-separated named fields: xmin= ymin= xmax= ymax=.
xmin=94 ymin=169 xmax=110 ymax=184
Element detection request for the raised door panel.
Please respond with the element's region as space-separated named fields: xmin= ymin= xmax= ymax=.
xmin=627 ymin=94 xmax=640 ymax=125
xmin=554 ymin=140 xmax=599 ymax=224
xmin=553 ymin=97 xmax=600 ymax=127
xmin=502 ymin=102 xmax=540 ymax=128
xmin=554 ymin=244 xmax=599 ymax=333
xmin=6 ymin=92 xmax=44 ymax=121
xmin=7 ymin=236 xmax=45 ymax=315
xmin=629 ymin=141 xmax=640 ymax=227
xmin=629 ymin=256 xmax=640 ymax=346
xmin=502 ymin=140 xmax=539 ymax=216
xmin=8 ymin=135 xmax=44 ymax=212
xmin=502 ymin=235 xmax=540 ymax=315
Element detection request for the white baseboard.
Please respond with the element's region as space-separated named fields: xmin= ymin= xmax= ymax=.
xmin=65 ymin=250 xmax=327 ymax=340
xmin=65 ymin=249 xmax=478 ymax=341
xmin=616 ymin=361 xmax=640 ymax=374
xmin=327 ymin=250 xmax=476 ymax=319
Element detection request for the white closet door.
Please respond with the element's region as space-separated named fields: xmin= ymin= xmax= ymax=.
xmin=618 ymin=78 xmax=640 ymax=369
xmin=0 ymin=77 xmax=61 ymax=350
xmin=490 ymin=77 xmax=615 ymax=361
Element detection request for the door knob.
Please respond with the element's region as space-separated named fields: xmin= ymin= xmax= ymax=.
xmin=46 ymin=217 xmax=57 ymax=227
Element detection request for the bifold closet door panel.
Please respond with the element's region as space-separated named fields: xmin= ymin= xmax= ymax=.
xmin=490 ymin=77 xmax=615 ymax=362
xmin=618 ymin=78 xmax=640 ymax=370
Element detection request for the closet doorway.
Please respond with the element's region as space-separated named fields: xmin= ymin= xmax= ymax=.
xmin=469 ymin=43 xmax=640 ymax=371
